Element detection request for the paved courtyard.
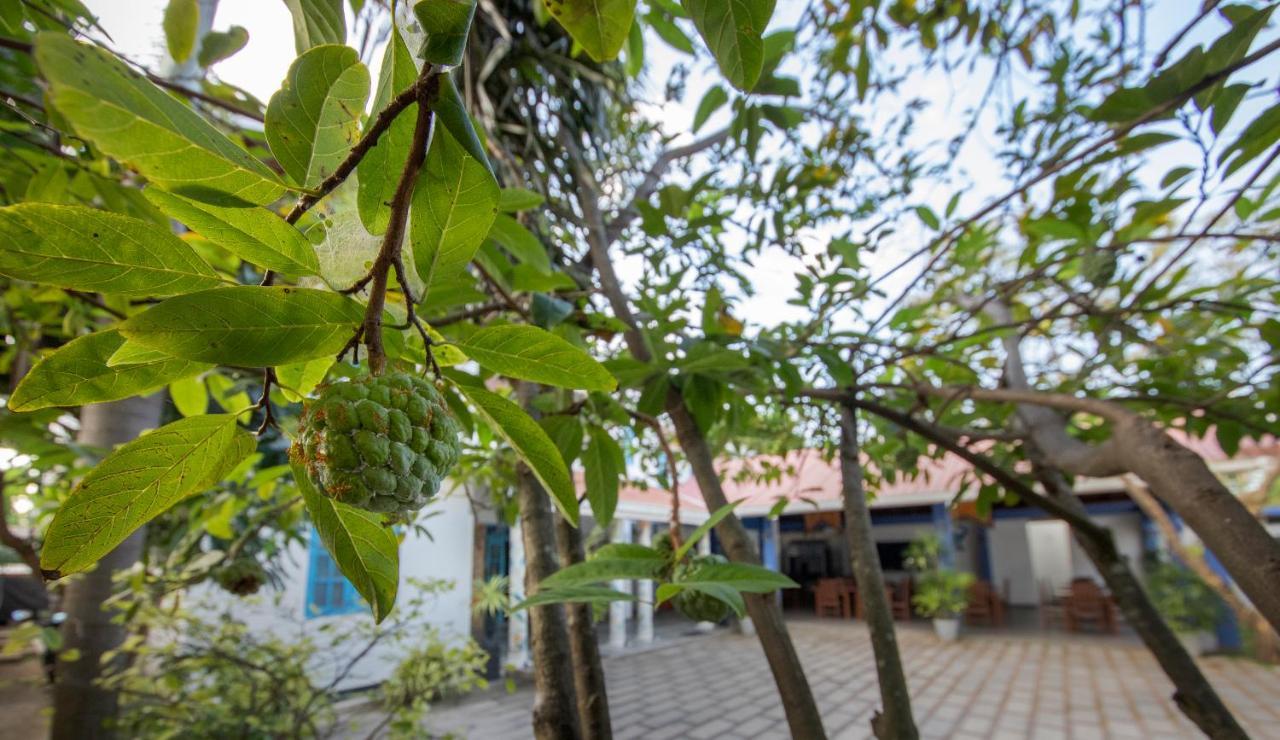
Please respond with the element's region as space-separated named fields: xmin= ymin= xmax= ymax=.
xmin=411 ymin=619 xmax=1280 ymax=739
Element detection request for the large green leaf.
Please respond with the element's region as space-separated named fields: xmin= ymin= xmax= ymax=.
xmin=144 ymin=189 xmax=319 ymax=276
xmin=488 ymin=214 xmax=551 ymax=274
xmin=0 ymin=204 xmax=224 ymax=296
xmin=266 ymin=44 xmax=370 ymax=189
xmin=669 ymin=560 xmax=797 ymax=592
xmin=410 ymin=126 xmax=499 ymax=301
xmin=295 ymin=462 xmax=399 ymax=622
xmin=358 ymin=26 xmax=418 ymax=235
xmin=10 ymin=330 xmax=210 ymax=412
xmin=582 ymin=426 xmax=623 ymax=526
xmin=429 ymin=73 xmax=490 ymax=169
xmin=282 ymin=0 xmax=346 ymax=53
xmin=455 ymin=383 xmax=577 ymax=524
xmin=539 ymin=414 xmax=584 ymax=467
xmin=542 ymin=0 xmax=636 ymax=62
xmin=683 ymin=0 xmax=775 ymax=91
xmin=41 ymin=414 xmax=255 ymax=577
xmin=513 ymin=584 xmax=635 ymax=611
xmin=414 ymin=0 xmax=479 ymax=66
xmin=451 ymin=325 xmax=616 ymax=391
xmin=655 ymin=581 xmax=745 ymax=617
xmin=163 ymin=0 xmax=199 ymax=64
xmin=35 ymin=33 xmax=284 ymax=204
xmin=540 ymin=557 xmax=667 ymax=587
xmin=119 ymin=287 xmax=364 ymax=367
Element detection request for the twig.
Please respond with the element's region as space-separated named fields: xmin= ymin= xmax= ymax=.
xmin=254 ymin=368 xmax=278 ymax=435
xmin=64 ymin=289 xmax=126 ymax=319
xmin=473 ymin=261 xmax=530 ymax=321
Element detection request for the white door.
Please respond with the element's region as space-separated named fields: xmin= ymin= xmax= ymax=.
xmin=1026 ymin=520 xmax=1073 ymax=597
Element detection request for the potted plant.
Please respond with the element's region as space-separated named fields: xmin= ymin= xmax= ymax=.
xmin=1147 ymin=560 xmax=1221 ymax=656
xmin=906 ymin=534 xmax=974 ymax=641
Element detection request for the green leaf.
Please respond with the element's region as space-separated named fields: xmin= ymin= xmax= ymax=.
xmin=692 ymin=84 xmax=728 ymax=133
xmin=592 ymin=542 xmax=665 ymax=561
xmin=672 ymin=560 xmax=797 ymax=592
xmin=163 ymin=0 xmax=199 ymax=64
xmin=683 ymin=0 xmax=775 ymax=91
xmin=274 ymin=356 xmax=334 ymax=401
xmin=282 ymin=0 xmax=346 ymax=53
xmin=41 ymin=415 xmax=255 ymax=577
xmin=542 ymin=0 xmax=636 ymax=62
xmin=144 ymin=189 xmax=319 ymax=276
xmin=119 ymin=287 xmax=364 ymax=367
xmin=358 ymin=26 xmax=418 ymax=235
xmin=414 ymin=0 xmax=479 ymax=66
xmin=9 ymin=330 xmax=210 ymax=412
xmin=266 ymin=44 xmax=371 ymax=189
xmin=106 ymin=342 xmax=174 ymax=367
xmin=451 ymin=325 xmax=616 ymax=391
xmin=35 ymin=33 xmax=284 ymax=205
xmin=488 ymin=214 xmax=551 ymax=273
xmin=539 ymin=414 xmax=585 ymax=467
xmin=197 ymin=25 xmax=250 ymax=67
xmin=655 ymin=581 xmax=745 ymax=616
xmin=429 ymin=73 xmax=490 ymax=168
xmin=513 ymin=585 xmax=635 ymax=611
xmin=410 ymin=126 xmax=499 ymax=302
xmin=674 ymin=501 xmax=740 ymax=563
xmin=295 ymin=462 xmax=400 ymax=622
xmin=498 ymin=188 xmax=545 ymax=212
xmin=1219 ymin=102 xmax=1280 ymax=177
xmin=582 ymin=426 xmax=622 ymax=526
xmin=0 ymin=204 xmax=224 ymax=296
xmin=541 ymin=557 xmax=665 ymax=587
xmin=646 ymin=9 xmax=694 ymax=54
xmin=169 ymin=375 xmax=208 ymax=417
xmin=455 ymin=383 xmax=578 ymax=525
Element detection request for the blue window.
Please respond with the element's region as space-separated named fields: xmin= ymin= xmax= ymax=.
xmin=305 ymin=527 xmax=363 ymax=618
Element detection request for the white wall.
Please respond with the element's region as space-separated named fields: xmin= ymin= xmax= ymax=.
xmin=192 ymin=490 xmax=476 ymax=690
xmin=990 ymin=512 xmax=1145 ymax=606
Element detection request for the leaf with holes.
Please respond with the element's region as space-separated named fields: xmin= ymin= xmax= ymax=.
xmin=266 ymin=44 xmax=370 ymax=189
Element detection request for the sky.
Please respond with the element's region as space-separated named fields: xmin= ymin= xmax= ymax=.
xmin=80 ymin=1 xmax=1271 ymax=331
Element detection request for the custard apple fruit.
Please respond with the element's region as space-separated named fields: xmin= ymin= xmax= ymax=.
xmin=673 ymin=554 xmax=732 ymax=623
xmin=214 ymin=557 xmax=266 ymax=596
xmin=291 ymin=372 xmax=462 ymax=515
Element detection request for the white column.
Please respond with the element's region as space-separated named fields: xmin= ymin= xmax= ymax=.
xmin=506 ymin=521 xmax=531 ymax=670
xmin=636 ymin=520 xmax=655 ymax=644
xmin=609 ymin=518 xmax=634 ymax=650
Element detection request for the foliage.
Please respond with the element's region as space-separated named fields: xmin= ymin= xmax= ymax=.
xmin=1146 ymin=559 xmax=1223 ymax=634
xmin=100 ymin=578 xmax=484 ymax=739
xmin=906 ymin=533 xmax=972 ymax=619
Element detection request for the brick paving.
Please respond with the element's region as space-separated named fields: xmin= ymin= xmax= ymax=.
xmin=411 ymin=619 xmax=1280 ymax=739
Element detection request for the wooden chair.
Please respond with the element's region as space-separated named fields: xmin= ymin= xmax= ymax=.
xmin=888 ymin=579 xmax=913 ymax=620
xmin=1039 ymin=581 xmax=1068 ymax=630
xmin=965 ymin=580 xmax=1006 ymax=627
xmin=1066 ymin=579 xmax=1115 ymax=633
xmin=814 ymin=578 xmax=851 ymax=618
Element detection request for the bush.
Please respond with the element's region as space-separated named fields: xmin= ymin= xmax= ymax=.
xmin=905 ymin=532 xmax=972 ymax=618
xmin=1146 ymin=560 xmax=1221 ymax=634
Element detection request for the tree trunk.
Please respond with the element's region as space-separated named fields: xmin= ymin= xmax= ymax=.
xmin=837 ymin=405 xmax=918 ymax=740
xmin=515 ymin=384 xmax=582 ymax=740
xmin=666 ymin=394 xmax=828 ymax=740
xmin=554 ymin=513 xmax=613 ymax=740
xmin=1030 ymin=463 xmax=1248 ymax=740
xmin=51 ymin=395 xmax=164 ymax=740
xmin=841 ymin=395 xmax=1248 ymax=738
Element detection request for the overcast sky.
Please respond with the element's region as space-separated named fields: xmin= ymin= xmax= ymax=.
xmin=81 ymin=1 xmax=1260 ymax=331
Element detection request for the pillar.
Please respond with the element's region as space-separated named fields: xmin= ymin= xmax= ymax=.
xmin=506 ymin=521 xmax=530 ymax=670
xmin=636 ymin=520 xmax=654 ymax=644
xmin=609 ymin=518 xmax=634 ymax=650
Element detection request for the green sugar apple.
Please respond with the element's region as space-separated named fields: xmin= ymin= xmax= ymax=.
xmin=291 ymin=372 xmax=462 ymax=515
xmin=214 ymin=557 xmax=267 ymax=596
xmin=673 ymin=554 xmax=732 ymax=624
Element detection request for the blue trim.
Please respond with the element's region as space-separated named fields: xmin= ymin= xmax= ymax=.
xmin=868 ymin=510 xmax=934 ymax=526
xmin=1262 ymin=505 xmax=1280 ymax=519
xmin=305 ymin=527 xmax=364 ymax=618
xmin=976 ymin=526 xmax=992 ymax=581
xmin=778 ymin=515 xmax=806 ymax=532
xmin=991 ymin=500 xmax=1140 ymax=520
xmin=931 ymin=504 xmax=955 ymax=568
